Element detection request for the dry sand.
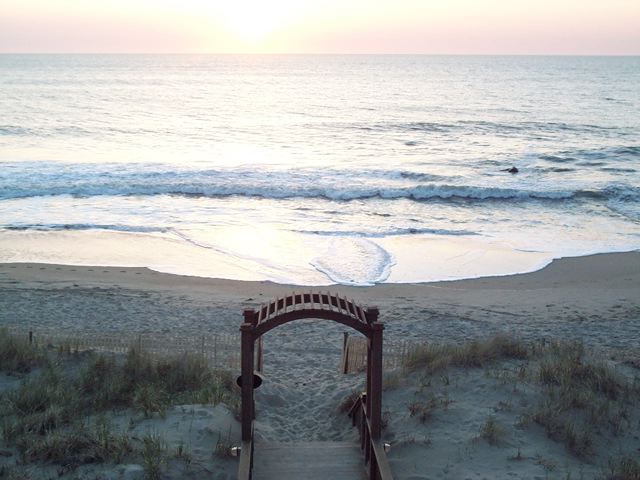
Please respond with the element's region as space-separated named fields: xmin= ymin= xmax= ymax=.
xmin=0 ymin=251 xmax=639 ymax=479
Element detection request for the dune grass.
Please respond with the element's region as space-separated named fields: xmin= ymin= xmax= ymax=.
xmin=0 ymin=328 xmax=45 ymax=374
xmin=529 ymin=341 xmax=635 ymax=459
xmin=401 ymin=335 xmax=638 ymax=461
xmin=603 ymin=457 xmax=640 ymax=480
xmin=0 ymin=334 xmax=238 ymax=474
xmin=403 ymin=334 xmax=531 ymax=374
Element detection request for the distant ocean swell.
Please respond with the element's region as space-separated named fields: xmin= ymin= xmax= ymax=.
xmin=357 ymin=120 xmax=637 ymax=137
xmin=4 ymin=120 xmax=633 ymax=139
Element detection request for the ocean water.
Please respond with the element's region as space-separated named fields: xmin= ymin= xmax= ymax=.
xmin=1 ymin=55 xmax=639 ymax=285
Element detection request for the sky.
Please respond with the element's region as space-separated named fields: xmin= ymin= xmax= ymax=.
xmin=1 ymin=0 xmax=639 ymax=54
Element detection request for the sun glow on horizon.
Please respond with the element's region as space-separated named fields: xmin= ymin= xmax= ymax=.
xmin=216 ymin=0 xmax=298 ymax=42
xmin=0 ymin=0 xmax=638 ymax=54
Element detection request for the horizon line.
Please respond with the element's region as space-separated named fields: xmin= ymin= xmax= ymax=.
xmin=1 ymin=52 xmax=639 ymax=56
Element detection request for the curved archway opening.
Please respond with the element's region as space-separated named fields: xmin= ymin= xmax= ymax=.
xmin=253 ymin=317 xmax=368 ymax=442
xmin=239 ymin=292 xmax=384 ymax=446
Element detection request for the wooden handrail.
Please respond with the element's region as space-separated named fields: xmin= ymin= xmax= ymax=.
xmin=238 ymin=426 xmax=254 ymax=480
xmin=348 ymin=394 xmax=394 ymax=480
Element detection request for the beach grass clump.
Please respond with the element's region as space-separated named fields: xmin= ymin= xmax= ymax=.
xmin=603 ymin=456 xmax=640 ymax=480
xmin=1 ymin=365 xmax=78 ymax=442
xmin=0 ymin=328 xmax=45 ymax=374
xmin=0 ymin=332 xmax=237 ymax=473
xmin=214 ymin=428 xmax=235 ymax=458
xmin=479 ymin=415 xmax=505 ymax=445
xmin=538 ymin=341 xmax=630 ymax=401
xmin=141 ymin=433 xmax=166 ymax=480
xmin=408 ymin=398 xmax=438 ymax=423
xmin=0 ymin=466 xmax=35 ymax=480
xmin=529 ymin=341 xmax=636 ymax=458
xmin=17 ymin=418 xmax=132 ymax=467
xmin=403 ymin=334 xmax=530 ymax=374
xmin=133 ymin=383 xmax=169 ymax=418
xmin=78 ymin=346 xmax=237 ymax=415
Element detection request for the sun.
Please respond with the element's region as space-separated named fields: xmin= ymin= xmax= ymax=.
xmin=218 ymin=0 xmax=294 ymax=42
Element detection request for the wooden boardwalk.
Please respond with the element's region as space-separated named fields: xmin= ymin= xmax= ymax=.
xmin=252 ymin=441 xmax=365 ymax=480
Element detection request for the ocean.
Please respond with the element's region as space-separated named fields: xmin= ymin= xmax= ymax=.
xmin=1 ymin=54 xmax=639 ymax=285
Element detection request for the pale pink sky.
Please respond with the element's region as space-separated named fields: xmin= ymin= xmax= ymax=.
xmin=1 ymin=0 xmax=638 ymax=54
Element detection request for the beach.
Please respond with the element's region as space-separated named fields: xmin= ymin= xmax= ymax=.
xmin=2 ymin=251 xmax=639 ymax=351
xmin=1 ymin=252 xmax=639 ymax=478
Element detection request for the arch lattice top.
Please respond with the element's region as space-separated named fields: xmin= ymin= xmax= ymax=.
xmin=244 ymin=292 xmax=379 ymax=337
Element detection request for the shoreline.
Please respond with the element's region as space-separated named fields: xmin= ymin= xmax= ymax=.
xmin=5 ymin=227 xmax=635 ymax=286
xmin=1 ymin=251 xmax=639 ymax=353
xmin=1 ymin=249 xmax=638 ymax=292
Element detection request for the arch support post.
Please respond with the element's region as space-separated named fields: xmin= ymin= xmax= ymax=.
xmin=369 ymin=322 xmax=383 ymax=440
xmin=240 ymin=322 xmax=255 ymax=442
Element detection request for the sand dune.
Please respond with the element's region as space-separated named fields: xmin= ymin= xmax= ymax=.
xmin=0 ymin=251 xmax=639 ymax=479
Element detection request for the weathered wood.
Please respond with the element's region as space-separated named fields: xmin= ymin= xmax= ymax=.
xmin=369 ymin=324 xmax=383 ymax=440
xmin=239 ymin=292 xmax=389 ymax=480
xmin=252 ymin=442 xmax=364 ymax=480
xmin=254 ymin=309 xmax=372 ymax=337
xmin=238 ymin=439 xmax=254 ymax=480
xmin=348 ymin=397 xmax=395 ymax=480
xmin=370 ymin=439 xmax=394 ymax=480
xmin=240 ymin=324 xmax=254 ymax=442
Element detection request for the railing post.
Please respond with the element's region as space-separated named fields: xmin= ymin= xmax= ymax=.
xmin=342 ymin=332 xmax=349 ymax=374
xmin=370 ymin=322 xmax=383 ymax=440
xmin=240 ymin=321 xmax=255 ymax=443
xmin=256 ymin=335 xmax=263 ymax=373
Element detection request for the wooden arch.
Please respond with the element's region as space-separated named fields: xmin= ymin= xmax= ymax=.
xmin=239 ymin=292 xmax=384 ymax=445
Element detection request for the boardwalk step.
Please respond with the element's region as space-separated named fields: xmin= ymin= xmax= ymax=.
xmin=252 ymin=441 xmax=365 ymax=480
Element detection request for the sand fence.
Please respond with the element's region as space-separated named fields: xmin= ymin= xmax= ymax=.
xmin=4 ymin=325 xmax=241 ymax=370
xmin=341 ymin=333 xmax=421 ymax=373
xmin=3 ymin=326 xmax=421 ymax=373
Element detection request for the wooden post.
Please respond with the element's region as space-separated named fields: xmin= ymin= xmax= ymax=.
xmin=366 ymin=337 xmax=372 ymax=419
xmin=240 ymin=322 xmax=255 ymax=442
xmin=256 ymin=336 xmax=263 ymax=373
xmin=341 ymin=332 xmax=349 ymax=374
xmin=369 ymin=322 xmax=383 ymax=440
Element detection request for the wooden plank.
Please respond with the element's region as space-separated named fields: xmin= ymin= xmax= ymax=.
xmin=346 ymin=298 xmax=357 ymax=317
xmin=336 ymin=295 xmax=346 ymax=316
xmin=309 ymin=290 xmax=315 ymax=310
xmin=252 ymin=441 xmax=364 ymax=480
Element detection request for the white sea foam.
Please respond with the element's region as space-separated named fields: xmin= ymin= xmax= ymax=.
xmin=310 ymin=237 xmax=395 ymax=286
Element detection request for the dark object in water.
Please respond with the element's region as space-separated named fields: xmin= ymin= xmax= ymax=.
xmin=502 ymin=166 xmax=519 ymax=174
